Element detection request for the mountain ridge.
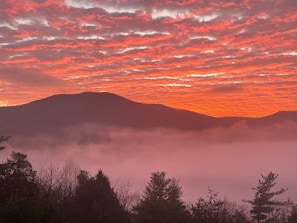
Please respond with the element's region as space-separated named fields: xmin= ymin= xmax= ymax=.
xmin=0 ymin=92 xmax=296 ymax=137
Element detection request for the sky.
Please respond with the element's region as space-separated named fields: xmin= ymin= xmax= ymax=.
xmin=0 ymin=0 xmax=297 ymax=117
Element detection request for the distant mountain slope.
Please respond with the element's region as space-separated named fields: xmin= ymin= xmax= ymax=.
xmin=0 ymin=92 xmax=296 ymax=137
xmin=0 ymin=92 xmax=217 ymax=136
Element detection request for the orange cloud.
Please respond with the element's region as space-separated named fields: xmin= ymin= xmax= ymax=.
xmin=0 ymin=0 xmax=296 ymax=117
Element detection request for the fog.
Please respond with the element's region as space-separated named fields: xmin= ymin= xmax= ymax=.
xmin=3 ymin=121 xmax=297 ymax=203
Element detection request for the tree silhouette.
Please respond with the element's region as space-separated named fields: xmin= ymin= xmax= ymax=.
xmin=192 ymin=188 xmax=249 ymax=223
xmin=192 ymin=188 xmax=225 ymax=223
xmin=36 ymin=161 xmax=80 ymax=222
xmin=134 ymin=171 xmax=190 ymax=223
xmin=115 ymin=180 xmax=141 ymax=213
xmin=0 ymin=152 xmax=37 ymax=200
xmin=70 ymin=169 xmax=131 ymax=223
xmin=246 ymin=172 xmax=288 ymax=223
xmin=0 ymin=152 xmax=40 ymax=222
xmin=288 ymin=204 xmax=297 ymax=223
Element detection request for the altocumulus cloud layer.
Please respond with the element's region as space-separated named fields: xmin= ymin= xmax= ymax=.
xmin=0 ymin=0 xmax=297 ymax=116
xmin=4 ymin=122 xmax=297 ymax=203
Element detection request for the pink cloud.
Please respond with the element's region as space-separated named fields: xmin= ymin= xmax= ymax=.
xmin=0 ymin=0 xmax=296 ymax=116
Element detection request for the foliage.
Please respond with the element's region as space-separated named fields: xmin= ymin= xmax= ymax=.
xmin=245 ymin=172 xmax=289 ymax=223
xmin=0 ymin=151 xmax=41 ymax=222
xmin=0 ymin=152 xmax=38 ymax=201
xmin=0 ymin=152 xmax=131 ymax=223
xmin=191 ymin=188 xmax=249 ymax=223
xmin=134 ymin=171 xmax=190 ymax=223
xmin=192 ymin=188 xmax=225 ymax=222
xmin=69 ymin=169 xmax=131 ymax=223
xmin=288 ymin=204 xmax=297 ymax=223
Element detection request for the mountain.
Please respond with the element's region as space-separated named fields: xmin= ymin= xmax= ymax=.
xmin=0 ymin=92 xmax=217 ymax=136
xmin=0 ymin=92 xmax=296 ymax=137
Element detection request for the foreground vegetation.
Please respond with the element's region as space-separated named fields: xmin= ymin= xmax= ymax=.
xmin=1 ymin=137 xmax=296 ymax=223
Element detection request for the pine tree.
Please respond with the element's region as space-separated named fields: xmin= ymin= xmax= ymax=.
xmin=134 ymin=171 xmax=190 ymax=223
xmin=70 ymin=169 xmax=131 ymax=223
xmin=246 ymin=172 xmax=288 ymax=223
xmin=0 ymin=152 xmax=40 ymax=222
xmin=0 ymin=152 xmax=38 ymax=201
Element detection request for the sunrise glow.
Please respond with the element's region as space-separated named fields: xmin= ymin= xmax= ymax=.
xmin=1 ymin=0 xmax=296 ymax=117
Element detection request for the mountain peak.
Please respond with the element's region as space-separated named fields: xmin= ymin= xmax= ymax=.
xmin=0 ymin=91 xmax=297 ymax=137
xmin=31 ymin=91 xmax=131 ymax=104
xmin=0 ymin=91 xmax=217 ymax=136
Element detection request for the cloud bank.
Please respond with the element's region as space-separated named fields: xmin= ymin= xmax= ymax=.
xmin=0 ymin=0 xmax=296 ymax=116
xmin=4 ymin=122 xmax=297 ymax=203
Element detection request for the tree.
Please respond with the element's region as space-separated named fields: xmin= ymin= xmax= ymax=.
xmin=288 ymin=204 xmax=297 ymax=223
xmin=134 ymin=171 xmax=190 ymax=223
xmin=115 ymin=180 xmax=141 ymax=213
xmin=223 ymin=201 xmax=250 ymax=223
xmin=191 ymin=188 xmax=226 ymax=223
xmin=191 ymin=188 xmax=249 ymax=223
xmin=0 ymin=152 xmax=38 ymax=200
xmin=246 ymin=172 xmax=288 ymax=223
xmin=38 ymin=161 xmax=79 ymax=199
xmin=0 ymin=151 xmax=41 ymax=222
xmin=69 ymin=169 xmax=131 ymax=223
xmin=36 ymin=161 xmax=80 ymax=222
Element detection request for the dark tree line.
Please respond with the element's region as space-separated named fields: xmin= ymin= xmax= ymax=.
xmin=0 ymin=138 xmax=296 ymax=223
xmin=0 ymin=151 xmax=130 ymax=223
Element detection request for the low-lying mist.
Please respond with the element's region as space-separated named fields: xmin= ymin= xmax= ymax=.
xmin=3 ymin=121 xmax=297 ymax=203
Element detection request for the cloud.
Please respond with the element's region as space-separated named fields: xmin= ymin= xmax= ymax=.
xmin=210 ymin=84 xmax=243 ymax=93
xmin=0 ymin=0 xmax=297 ymax=117
xmin=0 ymin=66 xmax=62 ymax=86
xmin=33 ymin=0 xmax=47 ymax=2
xmin=1 ymin=0 xmax=296 ymax=207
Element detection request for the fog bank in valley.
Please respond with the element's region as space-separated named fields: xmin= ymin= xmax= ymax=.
xmin=3 ymin=121 xmax=297 ymax=203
